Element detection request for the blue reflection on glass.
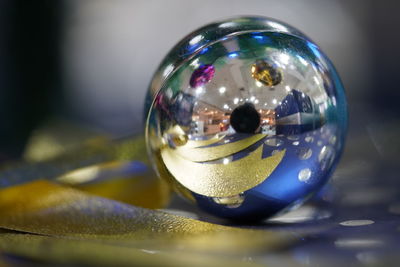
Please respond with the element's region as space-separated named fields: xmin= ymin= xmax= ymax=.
xmin=250 ymin=33 xmax=273 ymax=45
xmin=199 ymin=47 xmax=209 ymax=55
xmin=228 ymin=52 xmax=239 ymax=58
xmin=307 ymin=42 xmax=321 ymax=58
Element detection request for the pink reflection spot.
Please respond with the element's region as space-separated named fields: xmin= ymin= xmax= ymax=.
xmin=190 ymin=64 xmax=215 ymax=88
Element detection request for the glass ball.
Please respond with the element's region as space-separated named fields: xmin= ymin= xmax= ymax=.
xmin=144 ymin=16 xmax=347 ymax=221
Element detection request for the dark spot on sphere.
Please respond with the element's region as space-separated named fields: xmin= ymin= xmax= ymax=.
xmin=230 ymin=103 xmax=261 ymax=133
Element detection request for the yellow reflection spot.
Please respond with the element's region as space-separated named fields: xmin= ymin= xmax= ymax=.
xmin=251 ymin=60 xmax=282 ymax=87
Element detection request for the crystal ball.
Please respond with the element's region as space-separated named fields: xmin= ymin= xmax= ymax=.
xmin=144 ymin=16 xmax=347 ymax=221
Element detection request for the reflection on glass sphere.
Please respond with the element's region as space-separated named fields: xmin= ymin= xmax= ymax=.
xmin=251 ymin=59 xmax=282 ymax=86
xmin=144 ymin=16 xmax=347 ymax=221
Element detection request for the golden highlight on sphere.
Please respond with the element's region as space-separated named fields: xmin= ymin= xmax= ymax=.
xmin=251 ymin=59 xmax=283 ymax=87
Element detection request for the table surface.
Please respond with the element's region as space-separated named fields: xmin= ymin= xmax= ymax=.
xmin=0 ymin=114 xmax=398 ymax=267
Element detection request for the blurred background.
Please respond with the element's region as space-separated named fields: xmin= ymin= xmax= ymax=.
xmin=0 ymin=0 xmax=398 ymax=158
xmin=1 ymin=2 xmax=400 ymax=265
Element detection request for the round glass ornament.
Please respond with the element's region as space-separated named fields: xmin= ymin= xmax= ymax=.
xmin=144 ymin=16 xmax=347 ymax=221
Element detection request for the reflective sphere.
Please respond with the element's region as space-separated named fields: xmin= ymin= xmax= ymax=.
xmin=144 ymin=16 xmax=347 ymax=221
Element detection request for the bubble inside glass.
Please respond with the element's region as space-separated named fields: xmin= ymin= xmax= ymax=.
xmin=145 ymin=16 xmax=347 ymax=221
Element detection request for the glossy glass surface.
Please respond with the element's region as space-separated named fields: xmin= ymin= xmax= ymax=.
xmin=145 ymin=16 xmax=347 ymax=221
